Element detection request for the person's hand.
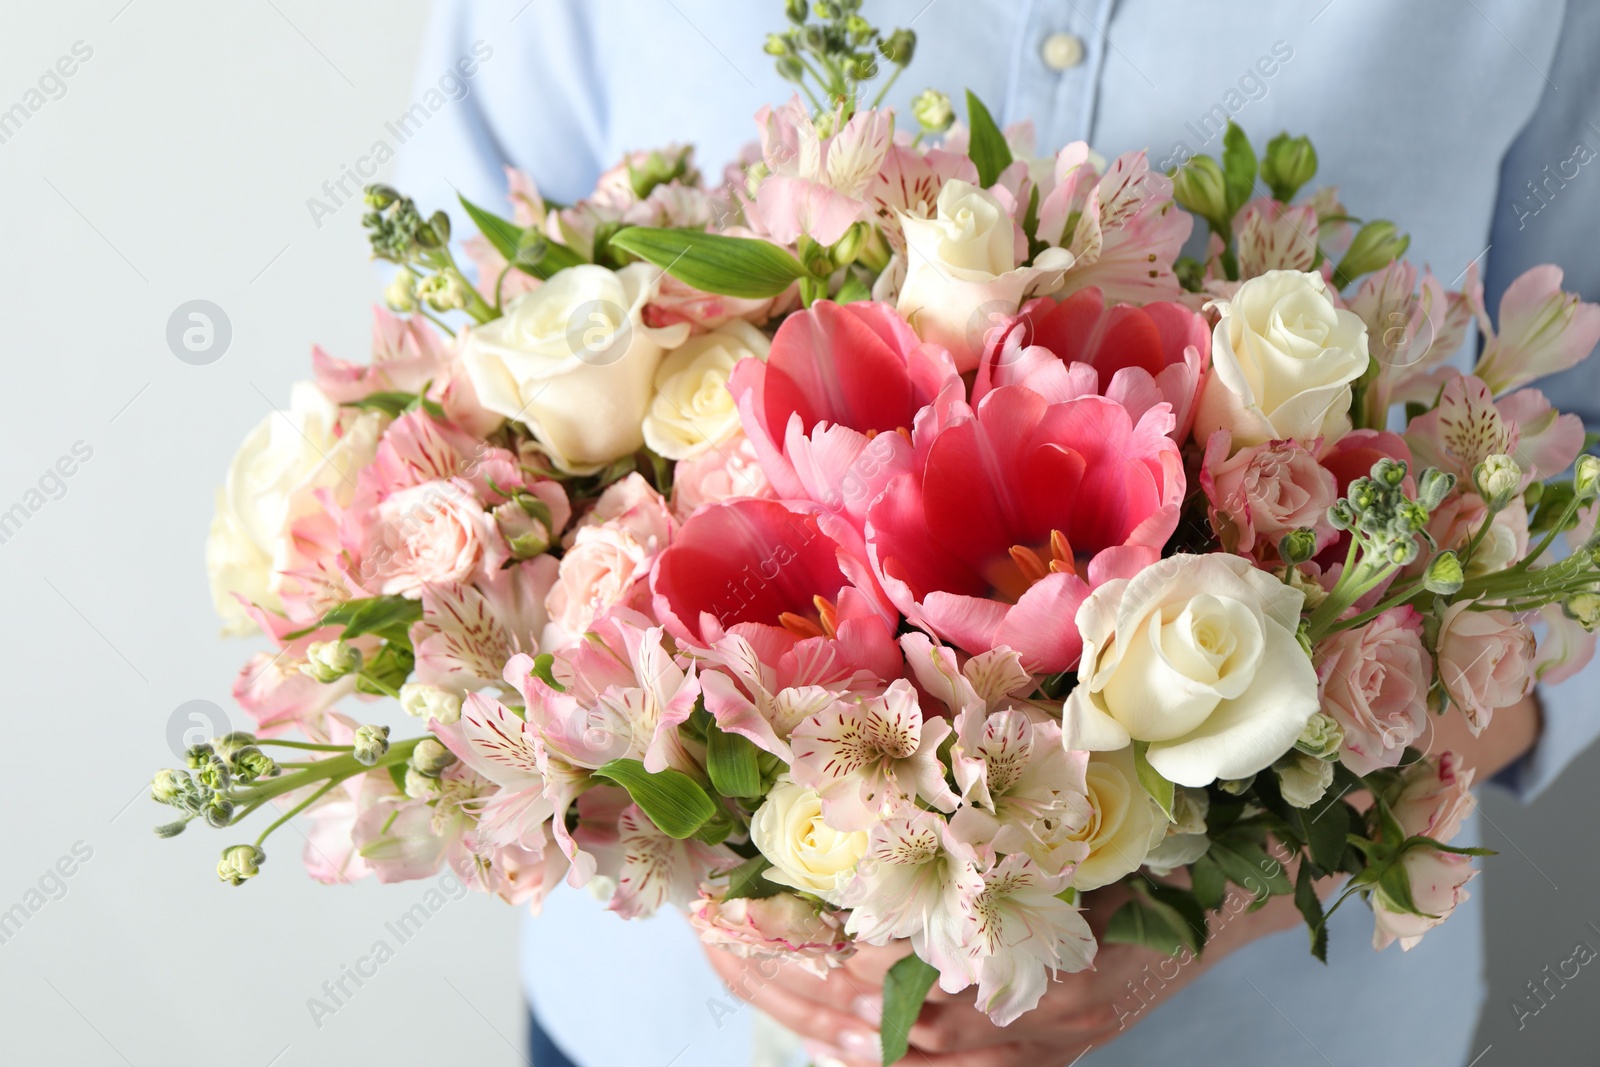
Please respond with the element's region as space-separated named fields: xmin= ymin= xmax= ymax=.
xmin=700 ymin=877 xmax=1320 ymax=1066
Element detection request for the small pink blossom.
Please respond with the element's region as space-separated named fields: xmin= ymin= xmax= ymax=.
xmin=1373 ymin=754 xmax=1478 ymax=951
xmin=1315 ymin=607 xmax=1431 ymax=776
xmin=670 ymin=432 xmax=775 ymax=520
xmin=344 ymin=478 xmax=507 ymax=598
xmin=1437 ymin=602 xmax=1535 ymax=735
xmin=1201 ymin=432 xmax=1338 ymax=559
xmin=690 ymin=892 xmax=855 ymax=978
xmin=1472 ymin=265 xmax=1600 ymax=395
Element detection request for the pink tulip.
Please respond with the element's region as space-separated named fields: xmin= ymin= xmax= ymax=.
xmin=866 ymin=386 xmax=1184 ymax=673
xmin=974 ymin=288 xmax=1209 ymax=441
xmin=650 ymin=498 xmax=900 ymax=681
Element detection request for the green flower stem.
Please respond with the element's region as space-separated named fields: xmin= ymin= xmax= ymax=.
xmin=357 ymin=671 xmax=403 ymax=699
xmin=1457 ymin=508 xmax=1500 ymax=571
xmin=254 ymin=779 xmax=339 ymax=848
xmin=1307 ymin=541 xmax=1395 ymax=642
xmin=870 ymin=64 xmax=902 ymax=110
xmin=1324 ymin=577 xmax=1430 ymax=635
xmin=254 ymin=739 xmax=351 ymax=752
xmin=225 ymin=739 xmax=420 ymax=822
xmin=1513 ymin=494 xmax=1585 ymax=574
xmin=417 ymin=306 xmax=458 ymax=338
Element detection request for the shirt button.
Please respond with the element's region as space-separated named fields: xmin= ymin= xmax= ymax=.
xmin=1041 ymin=32 xmax=1086 ymax=72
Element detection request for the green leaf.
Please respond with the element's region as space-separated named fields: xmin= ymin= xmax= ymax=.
xmin=591 ymin=759 xmax=718 ymax=839
xmin=289 ymin=596 xmax=424 ymax=646
xmin=723 ymin=856 xmax=783 ymax=900
xmin=1131 ymin=742 xmax=1176 ymax=821
xmin=355 ymin=641 xmax=414 ymax=695
xmin=965 ymin=90 xmax=1013 ymax=188
xmin=1294 ymin=859 xmax=1329 ymax=962
xmin=880 ymin=954 xmax=939 ymax=1064
xmin=1209 ymin=833 xmax=1293 ymax=901
xmin=529 ymin=652 xmax=566 ymax=693
xmin=706 ymin=726 xmax=764 ymax=799
xmin=458 ymin=193 xmax=581 ymax=280
xmin=834 ymin=271 xmax=872 ymax=304
xmin=1143 ymin=882 xmax=1208 ymax=954
xmin=459 ymin=194 xmax=523 ymax=261
xmin=1190 ymin=852 xmax=1226 ymax=912
xmin=1293 ymin=794 xmax=1352 ymax=875
xmin=1220 ymin=121 xmax=1258 ymax=216
xmin=608 ymin=227 xmax=806 ymax=299
xmin=343 ymin=391 xmax=418 ymax=418
xmin=1375 ymin=855 xmax=1427 ymax=916
xmin=1105 ymin=892 xmax=1196 ymax=957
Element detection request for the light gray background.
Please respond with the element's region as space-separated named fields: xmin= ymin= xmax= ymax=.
xmin=0 ymin=2 xmax=1595 ymax=1065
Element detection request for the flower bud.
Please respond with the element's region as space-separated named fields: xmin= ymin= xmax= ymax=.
xmin=1472 ymin=453 xmax=1521 ymax=510
xmin=1576 ymin=454 xmax=1600 ymax=500
xmin=912 ymin=88 xmax=954 ymax=133
xmin=1217 ymin=774 xmax=1257 ymax=796
xmin=196 ymin=754 xmax=231 ymax=792
xmin=845 ymin=14 xmax=872 ymax=41
xmin=352 ymin=724 xmax=391 ymax=766
xmin=763 ymin=33 xmax=791 ymax=57
xmin=419 ymin=272 xmax=469 ymax=313
xmin=879 ymin=28 xmax=916 ymax=65
xmin=1564 ymin=591 xmax=1600 ymax=631
xmin=1422 ymin=550 xmax=1466 ymax=594
xmin=217 ymin=844 xmax=265 ymax=886
xmin=494 ymin=500 xmax=550 ymax=559
xmin=302 ymin=640 xmax=363 ymax=683
xmin=1416 ymin=467 xmax=1456 ymax=511
xmin=1295 ymin=712 xmax=1344 ymax=760
xmin=1259 ymin=133 xmax=1318 ymax=203
xmin=1327 ymin=500 xmax=1357 ymax=531
xmin=364 ymin=184 xmax=399 ymax=209
xmin=1333 ymin=220 xmax=1409 ymax=286
xmin=153 ymin=819 xmax=188 ymax=839
xmin=212 ymin=732 xmax=257 ymax=760
xmin=400 ymin=683 xmax=463 ymax=725
xmin=1386 ymin=537 xmax=1420 ymax=567
xmin=785 ymin=0 xmax=808 ymax=25
xmin=1371 ymin=457 xmax=1408 ymax=489
xmin=410 ymin=738 xmax=458 ymax=778
xmin=1278 ymin=528 xmax=1318 ymax=565
xmin=1390 ymin=500 xmax=1430 ymax=537
xmin=814 ymin=0 xmax=838 ymax=18
xmin=404 ymin=766 xmax=443 ymax=800
xmin=231 ymin=746 xmax=278 ymax=783
xmin=1171 ymin=156 xmax=1230 ymax=232
xmin=203 ymin=797 xmax=236 ymax=829
xmin=385 ymin=269 xmax=419 ymax=313
xmin=775 ymin=55 xmax=805 ymax=84
xmin=185 ymin=742 xmax=215 ymax=769
xmin=829 ymin=221 xmax=870 ymax=269
xmin=151 ymin=768 xmax=190 ymax=805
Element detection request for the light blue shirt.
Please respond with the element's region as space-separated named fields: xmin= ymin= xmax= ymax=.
xmin=396 ymin=3 xmax=1600 ymax=1063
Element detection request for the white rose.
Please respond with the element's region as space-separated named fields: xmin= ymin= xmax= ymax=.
xmin=642 ymin=320 xmax=770 ymax=460
xmin=751 ymin=777 xmax=867 ymax=904
xmin=1063 ymin=553 xmax=1320 ymax=788
xmin=1063 ymin=746 xmax=1165 ymax=891
xmin=462 ymin=263 xmax=691 ymax=473
xmin=1194 ymin=269 xmax=1369 ymax=449
xmin=896 ymin=179 xmax=1072 ymax=372
xmin=205 ymin=383 xmax=380 ymax=635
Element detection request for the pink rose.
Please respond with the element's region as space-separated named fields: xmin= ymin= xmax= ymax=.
xmin=1437 ymin=602 xmax=1535 ymax=735
xmin=671 ymin=432 xmax=775 ymax=520
xmin=1422 ymin=492 xmax=1529 ymax=578
xmin=571 ymin=472 xmax=674 ymax=551
xmin=1200 ymin=431 xmax=1338 ymax=558
xmin=688 ymin=891 xmax=854 ymax=978
xmin=1315 ymin=607 xmax=1431 ymax=776
xmin=1373 ymin=753 xmax=1478 ymax=951
xmin=543 ymin=523 xmax=653 ymax=640
xmin=348 ymin=478 xmax=507 ymax=597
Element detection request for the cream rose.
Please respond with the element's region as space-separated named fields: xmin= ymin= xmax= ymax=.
xmin=897 ymin=179 xmax=1073 ymax=371
xmin=751 ymin=777 xmax=867 ymax=904
xmin=1194 ymin=269 xmax=1370 ymax=449
xmin=642 ymin=321 xmax=770 ymax=460
xmin=1063 ymin=553 xmax=1320 ymax=788
xmin=462 ymin=263 xmax=691 ymax=473
xmin=205 ymin=382 xmax=380 ymax=635
xmin=1062 ymin=746 xmax=1164 ymax=891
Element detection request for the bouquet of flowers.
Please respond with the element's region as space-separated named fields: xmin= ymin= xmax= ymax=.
xmin=159 ymin=1 xmax=1600 ymax=1055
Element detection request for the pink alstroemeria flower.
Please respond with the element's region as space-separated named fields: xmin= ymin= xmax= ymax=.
xmin=730 ymin=299 xmax=963 ymax=528
xmin=1406 ymin=374 xmax=1584 ymax=489
xmin=866 ymin=386 xmax=1185 ymax=672
xmin=1472 ymin=265 xmax=1600 ymax=396
xmin=788 ymin=679 xmax=960 ymax=831
xmin=747 ymin=97 xmax=893 ymax=246
xmin=973 ymin=287 xmax=1210 ymax=440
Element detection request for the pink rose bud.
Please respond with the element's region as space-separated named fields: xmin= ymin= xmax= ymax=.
xmin=1437 ymin=602 xmax=1535 ymax=735
xmin=1314 ymin=607 xmax=1430 ymax=776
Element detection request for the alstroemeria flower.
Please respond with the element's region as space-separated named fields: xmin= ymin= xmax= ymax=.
xmin=697 ymin=632 xmax=850 ymax=763
xmin=730 ymin=299 xmax=963 ymax=527
xmin=651 ymin=497 xmax=900 ymax=680
xmin=789 ymin=679 xmax=959 ymax=830
xmin=840 ymin=808 xmax=985 ymax=978
xmin=866 ymin=386 xmax=1184 ymax=672
xmin=1472 ymin=265 xmax=1600 ymax=395
xmin=411 ymin=558 xmax=557 ymax=695
xmin=1405 ymin=374 xmax=1584 ymax=490
xmin=747 ymin=96 xmax=892 ymax=246
xmin=574 ymin=788 xmax=732 ymax=920
xmin=432 ymin=692 xmax=554 ymax=854
xmin=974 ymin=287 xmax=1210 ymax=440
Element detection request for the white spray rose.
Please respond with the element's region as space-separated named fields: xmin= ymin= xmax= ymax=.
xmin=1194 ymin=269 xmax=1369 ymax=449
xmin=642 ymin=320 xmax=770 ymax=460
xmin=205 ymin=382 xmax=380 ymax=635
xmin=462 ymin=263 xmax=691 ymax=473
xmin=751 ymin=777 xmax=868 ymax=904
xmin=1063 ymin=553 xmax=1320 ymax=788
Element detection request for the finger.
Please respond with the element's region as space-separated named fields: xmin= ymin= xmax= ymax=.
xmin=706 ymin=952 xmax=879 ymax=1056
xmin=909 ymin=994 xmax=1120 ymax=1055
